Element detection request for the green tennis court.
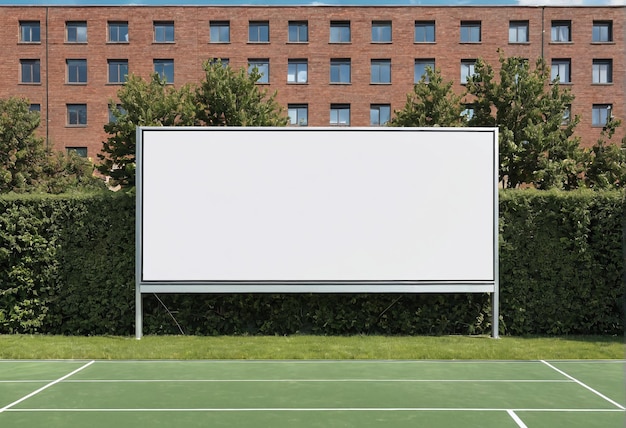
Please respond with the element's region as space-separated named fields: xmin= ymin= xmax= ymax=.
xmin=1 ymin=360 xmax=624 ymax=427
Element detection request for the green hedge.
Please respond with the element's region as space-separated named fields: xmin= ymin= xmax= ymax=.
xmin=0 ymin=190 xmax=623 ymax=336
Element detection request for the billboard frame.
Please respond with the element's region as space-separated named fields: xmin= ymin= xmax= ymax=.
xmin=135 ymin=127 xmax=499 ymax=338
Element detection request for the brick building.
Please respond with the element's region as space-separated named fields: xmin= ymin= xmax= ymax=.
xmin=0 ymin=5 xmax=624 ymax=159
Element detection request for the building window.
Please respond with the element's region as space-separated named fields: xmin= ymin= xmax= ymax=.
xmin=154 ymin=21 xmax=174 ymax=43
xmin=67 ymin=147 xmax=88 ymax=157
xmin=371 ymin=59 xmax=391 ymax=84
xmin=562 ymin=105 xmax=571 ymax=125
xmin=154 ymin=59 xmax=174 ymax=83
xmin=460 ymin=21 xmax=481 ymax=43
xmin=20 ymin=59 xmax=41 ymax=84
xmin=66 ymin=21 xmax=87 ymax=43
xmin=414 ymin=21 xmax=435 ymax=43
xmin=592 ymin=21 xmax=612 ymax=43
xmin=249 ymin=21 xmax=269 ymax=43
xmin=330 ymin=59 xmax=351 ymax=84
xmin=330 ymin=21 xmax=350 ymax=43
xmin=29 ymin=104 xmax=41 ymax=113
xmin=248 ymin=59 xmax=269 ymax=83
xmin=372 ymin=21 xmax=392 ymax=43
xmin=108 ymin=21 xmax=128 ymax=43
xmin=288 ymin=104 xmax=308 ymax=126
xmin=460 ymin=60 xmax=476 ymax=84
xmin=414 ymin=59 xmax=435 ymax=83
xmin=330 ymin=104 xmax=350 ymax=126
xmin=592 ymin=104 xmax=612 ymax=127
xmin=287 ymin=59 xmax=308 ymax=83
xmin=108 ymin=59 xmax=128 ymax=84
xmin=370 ymin=104 xmax=390 ymax=126
xmin=551 ymin=59 xmax=571 ymax=83
xmin=67 ymin=104 xmax=87 ymax=126
xmin=209 ymin=58 xmax=229 ymax=67
xmin=108 ymin=104 xmax=126 ymax=123
xmin=288 ymin=21 xmax=308 ymax=43
xmin=210 ymin=21 xmax=230 ymax=43
xmin=592 ymin=59 xmax=612 ymax=84
xmin=461 ymin=105 xmax=475 ymax=121
xmin=20 ymin=21 xmax=40 ymax=43
xmin=509 ymin=21 xmax=528 ymax=43
xmin=551 ymin=21 xmax=571 ymax=42
xmin=67 ymin=59 xmax=87 ymax=84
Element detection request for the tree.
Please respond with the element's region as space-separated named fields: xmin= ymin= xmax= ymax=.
xmin=466 ymin=52 xmax=582 ymax=189
xmin=195 ymin=60 xmax=288 ymax=127
xmin=388 ymin=67 xmax=465 ymax=127
xmin=0 ymin=97 xmax=101 ymax=194
xmin=583 ymin=116 xmax=626 ymax=189
xmin=99 ymin=63 xmax=289 ymax=188
xmin=98 ymin=73 xmax=197 ymax=188
xmin=0 ymin=97 xmax=47 ymax=193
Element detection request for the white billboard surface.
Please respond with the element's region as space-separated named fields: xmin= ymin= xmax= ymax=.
xmin=137 ymin=127 xmax=498 ymax=292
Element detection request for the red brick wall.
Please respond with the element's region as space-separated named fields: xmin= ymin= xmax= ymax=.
xmin=0 ymin=5 xmax=623 ymax=158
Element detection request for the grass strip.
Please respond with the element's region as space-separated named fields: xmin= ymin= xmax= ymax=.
xmin=0 ymin=335 xmax=623 ymax=360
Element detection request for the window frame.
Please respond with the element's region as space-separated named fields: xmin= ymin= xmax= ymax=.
xmin=461 ymin=104 xmax=475 ymax=122
xmin=66 ymin=21 xmax=87 ymax=43
xmin=370 ymin=59 xmax=391 ymax=84
xmin=551 ymin=20 xmax=571 ymax=43
xmin=371 ymin=21 xmax=392 ymax=43
xmin=20 ymin=21 xmax=41 ymax=43
xmin=592 ymin=59 xmax=612 ymax=84
xmin=248 ymin=59 xmax=270 ymax=84
xmin=330 ymin=58 xmax=351 ymax=84
xmin=108 ymin=59 xmax=129 ymax=84
xmin=592 ymin=104 xmax=612 ymax=127
xmin=287 ymin=59 xmax=308 ymax=84
xmin=330 ymin=21 xmax=351 ymax=43
xmin=288 ymin=21 xmax=308 ymax=43
xmin=248 ymin=21 xmax=270 ymax=43
xmin=508 ymin=20 xmax=529 ymax=43
xmin=414 ymin=20 xmax=435 ymax=43
xmin=330 ymin=103 xmax=350 ymax=126
xmin=460 ymin=21 xmax=481 ymax=43
xmin=209 ymin=58 xmax=229 ymax=67
xmin=460 ymin=59 xmax=476 ymax=84
xmin=592 ymin=21 xmax=612 ymax=43
xmin=108 ymin=21 xmax=129 ymax=43
xmin=210 ymin=21 xmax=230 ymax=43
xmin=288 ymin=104 xmax=308 ymax=126
xmin=551 ymin=58 xmax=571 ymax=84
xmin=153 ymin=59 xmax=174 ymax=83
xmin=66 ymin=59 xmax=87 ymax=84
xmin=66 ymin=147 xmax=88 ymax=157
xmin=370 ymin=104 xmax=391 ymax=126
xmin=67 ymin=104 xmax=87 ymax=126
xmin=20 ymin=59 xmax=41 ymax=84
xmin=414 ymin=59 xmax=435 ymax=83
xmin=153 ymin=21 xmax=175 ymax=43
xmin=562 ymin=105 xmax=572 ymax=126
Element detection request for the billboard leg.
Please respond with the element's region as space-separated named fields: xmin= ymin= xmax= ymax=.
xmin=492 ymin=290 xmax=500 ymax=339
xmin=135 ymin=290 xmax=143 ymax=340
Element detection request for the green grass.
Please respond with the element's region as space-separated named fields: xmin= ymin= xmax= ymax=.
xmin=0 ymin=335 xmax=623 ymax=360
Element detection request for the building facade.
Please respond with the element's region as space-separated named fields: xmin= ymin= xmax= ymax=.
xmin=0 ymin=5 xmax=624 ymax=159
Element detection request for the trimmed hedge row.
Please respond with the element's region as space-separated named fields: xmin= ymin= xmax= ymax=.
xmin=0 ymin=190 xmax=623 ymax=336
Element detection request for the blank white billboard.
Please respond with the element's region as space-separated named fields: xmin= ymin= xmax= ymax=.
xmin=136 ymin=127 xmax=498 ymax=293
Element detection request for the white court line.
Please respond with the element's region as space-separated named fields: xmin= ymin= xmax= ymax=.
xmin=58 ymin=379 xmax=573 ymax=383
xmin=507 ymin=410 xmax=529 ymax=428
xmin=0 ymin=360 xmax=95 ymax=414
xmin=4 ymin=407 xmax=625 ymax=413
xmin=541 ymin=360 xmax=626 ymax=410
